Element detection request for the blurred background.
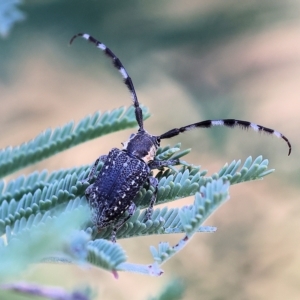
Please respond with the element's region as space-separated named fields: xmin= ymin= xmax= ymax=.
xmin=0 ymin=0 xmax=299 ymax=299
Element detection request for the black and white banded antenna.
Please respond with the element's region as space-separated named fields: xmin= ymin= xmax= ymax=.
xmin=159 ymin=119 xmax=291 ymax=156
xmin=70 ymin=33 xmax=291 ymax=156
xmin=70 ymin=33 xmax=144 ymax=131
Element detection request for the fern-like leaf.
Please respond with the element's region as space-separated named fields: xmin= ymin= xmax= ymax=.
xmin=0 ymin=206 xmax=89 ymax=279
xmin=0 ymin=106 xmax=150 ymax=178
xmin=0 ymin=142 xmax=274 ymax=244
xmin=86 ymin=239 xmax=127 ymax=271
xmin=0 ymin=105 xmax=279 ymax=277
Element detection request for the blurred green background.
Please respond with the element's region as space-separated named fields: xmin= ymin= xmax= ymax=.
xmin=0 ymin=0 xmax=299 ymax=299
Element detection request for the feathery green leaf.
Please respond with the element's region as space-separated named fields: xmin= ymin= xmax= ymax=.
xmin=0 ymin=106 xmax=150 ymax=178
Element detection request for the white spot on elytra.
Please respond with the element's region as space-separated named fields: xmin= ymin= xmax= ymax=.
xmin=114 ymin=207 xmax=118 ymax=211
xmin=122 ymin=194 xmax=126 ymax=198
xmin=131 ymin=180 xmax=135 ymax=185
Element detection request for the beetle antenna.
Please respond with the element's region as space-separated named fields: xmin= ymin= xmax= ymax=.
xmin=159 ymin=119 xmax=291 ymax=155
xmin=70 ymin=33 xmax=144 ymax=130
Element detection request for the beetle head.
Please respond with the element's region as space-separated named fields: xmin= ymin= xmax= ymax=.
xmin=122 ymin=130 xmax=160 ymax=163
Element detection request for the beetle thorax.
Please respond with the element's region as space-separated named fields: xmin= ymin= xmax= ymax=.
xmin=122 ymin=131 xmax=160 ymax=163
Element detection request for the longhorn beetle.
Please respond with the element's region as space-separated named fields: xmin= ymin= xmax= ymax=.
xmin=70 ymin=33 xmax=291 ymax=243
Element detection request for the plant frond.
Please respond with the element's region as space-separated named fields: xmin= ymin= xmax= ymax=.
xmin=179 ymin=179 xmax=229 ymax=236
xmin=0 ymin=106 xmax=150 ymax=178
xmin=0 ymin=103 xmax=278 ymax=278
xmin=0 ymin=140 xmax=274 ymax=244
xmin=0 ymin=149 xmax=274 ymax=252
xmin=117 ymin=261 xmax=164 ymax=276
xmin=0 ymin=166 xmax=92 ymax=206
xmin=155 ymin=143 xmax=191 ymax=162
xmin=94 ymin=179 xmax=227 ymax=240
xmin=215 ymin=155 xmax=274 ymax=184
xmin=86 ymin=239 xmax=127 ymax=271
xmin=136 ymin=154 xmax=273 ymax=210
xmin=0 ymin=171 xmax=48 ymax=203
xmin=0 ymin=173 xmax=86 ymax=234
xmin=0 ymin=206 xmax=89 ymax=279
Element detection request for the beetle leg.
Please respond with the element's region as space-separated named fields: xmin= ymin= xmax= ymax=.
xmin=82 ymin=155 xmax=108 ymax=185
xmin=111 ymin=201 xmax=136 ymax=243
xmin=84 ymin=184 xmax=99 ymax=206
xmin=144 ymin=176 xmax=159 ymax=221
xmin=88 ymin=155 xmax=107 ymax=181
xmin=148 ymin=159 xmax=179 ymax=170
xmin=84 ymin=183 xmax=95 ymax=197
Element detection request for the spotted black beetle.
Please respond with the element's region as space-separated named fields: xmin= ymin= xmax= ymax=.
xmin=70 ymin=33 xmax=291 ymax=243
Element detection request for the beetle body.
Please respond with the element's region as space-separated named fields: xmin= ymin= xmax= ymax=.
xmin=70 ymin=33 xmax=291 ymax=242
xmin=83 ymin=130 xmax=168 ymax=242
xmin=86 ymin=148 xmax=150 ymax=229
